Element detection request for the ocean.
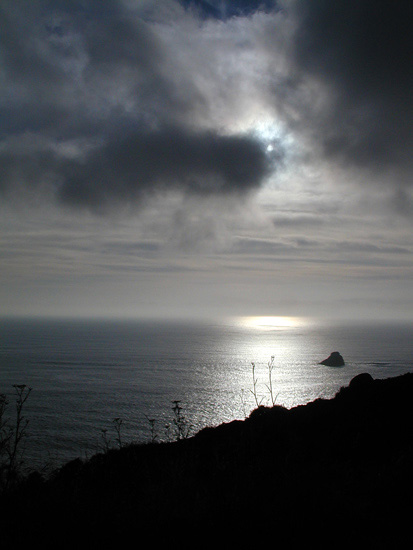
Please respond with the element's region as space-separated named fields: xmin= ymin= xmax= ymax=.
xmin=0 ymin=316 xmax=412 ymax=470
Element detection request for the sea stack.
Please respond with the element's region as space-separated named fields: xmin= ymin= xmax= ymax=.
xmin=319 ymin=351 xmax=345 ymax=367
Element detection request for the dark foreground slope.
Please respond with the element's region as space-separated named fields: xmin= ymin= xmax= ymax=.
xmin=2 ymin=373 xmax=413 ymax=546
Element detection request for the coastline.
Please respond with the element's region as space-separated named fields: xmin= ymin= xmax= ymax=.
xmin=1 ymin=371 xmax=413 ymax=545
xmin=1 ymin=317 xmax=413 ymax=470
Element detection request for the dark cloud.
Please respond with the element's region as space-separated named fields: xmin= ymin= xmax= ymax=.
xmin=58 ymin=126 xmax=274 ymax=209
xmin=179 ymin=0 xmax=278 ymax=20
xmin=275 ymin=0 xmax=413 ymax=182
xmin=0 ymin=0 xmax=279 ymax=211
xmin=0 ymin=0 xmax=199 ymax=137
xmin=0 ymin=125 xmax=275 ymax=210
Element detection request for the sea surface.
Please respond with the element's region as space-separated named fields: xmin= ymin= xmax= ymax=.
xmin=0 ymin=316 xmax=412 ymax=470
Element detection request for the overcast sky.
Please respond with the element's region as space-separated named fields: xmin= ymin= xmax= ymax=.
xmin=1 ymin=0 xmax=412 ymax=321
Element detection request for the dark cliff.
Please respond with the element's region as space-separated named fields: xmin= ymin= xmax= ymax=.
xmin=1 ymin=372 xmax=413 ymax=547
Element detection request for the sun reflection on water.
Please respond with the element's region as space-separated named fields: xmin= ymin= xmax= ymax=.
xmin=236 ymin=316 xmax=307 ymax=330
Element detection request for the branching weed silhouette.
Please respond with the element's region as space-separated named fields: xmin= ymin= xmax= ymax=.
xmin=0 ymin=384 xmax=32 ymax=490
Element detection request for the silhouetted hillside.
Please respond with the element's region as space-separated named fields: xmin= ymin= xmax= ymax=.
xmin=1 ymin=373 xmax=413 ymax=546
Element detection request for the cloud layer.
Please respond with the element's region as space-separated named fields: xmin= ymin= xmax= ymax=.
xmin=1 ymin=0 xmax=412 ymax=215
xmin=1 ymin=0 xmax=412 ymax=320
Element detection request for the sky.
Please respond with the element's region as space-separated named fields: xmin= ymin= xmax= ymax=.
xmin=0 ymin=0 xmax=412 ymax=322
